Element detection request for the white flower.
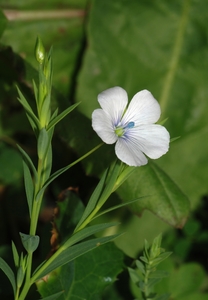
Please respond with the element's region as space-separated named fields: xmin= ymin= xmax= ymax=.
xmin=92 ymin=87 xmax=170 ymax=166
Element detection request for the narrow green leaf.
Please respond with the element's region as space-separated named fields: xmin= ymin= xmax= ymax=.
xmin=37 ymin=128 xmax=49 ymax=159
xmin=151 ymin=252 xmax=172 ymax=266
xmin=17 ymin=145 xmax=38 ymax=181
xmin=40 ymin=93 xmax=51 ymax=126
xmin=47 ymin=102 xmax=80 ymax=131
xmin=99 ymin=161 xmax=121 ymax=205
xmin=140 ymin=256 xmax=149 ymax=264
xmin=136 ymin=260 xmax=145 ymax=275
xmin=11 ymin=241 xmax=19 ymax=268
xmin=34 ymin=223 xmax=118 ymax=277
xmin=32 ymin=234 xmax=121 ymax=281
xmin=92 ymin=196 xmax=148 ymax=221
xmin=16 ymin=86 xmax=40 ymax=131
xmin=149 ymin=270 xmax=170 ymax=279
xmin=39 ymin=291 xmax=64 ymax=300
xmin=128 ymin=267 xmax=141 ymax=284
xmin=36 ymin=143 xmax=103 ymax=202
xmin=0 ymin=257 xmax=16 ymax=294
xmin=23 ymin=160 xmax=34 ymax=216
xmin=74 ymin=168 xmax=108 ymax=230
xmin=65 ymin=222 xmax=118 ymax=249
xmin=32 ymin=79 xmax=38 ymax=108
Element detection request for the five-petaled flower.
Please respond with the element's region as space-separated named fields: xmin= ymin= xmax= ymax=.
xmin=92 ymin=87 xmax=170 ymax=166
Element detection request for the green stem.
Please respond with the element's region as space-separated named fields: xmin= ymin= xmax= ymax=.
xmin=143 ymin=267 xmax=151 ymax=299
xmin=74 ymin=205 xmax=101 ymax=233
xmin=15 ymin=287 xmax=20 ymax=300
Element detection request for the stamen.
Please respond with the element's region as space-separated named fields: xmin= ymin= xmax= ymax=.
xmin=126 ymin=121 xmax=135 ymax=129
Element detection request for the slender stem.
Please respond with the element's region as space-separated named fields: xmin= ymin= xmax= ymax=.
xmin=74 ymin=205 xmax=101 ymax=233
xmin=15 ymin=287 xmax=20 ymax=300
xmin=143 ymin=266 xmax=150 ymax=299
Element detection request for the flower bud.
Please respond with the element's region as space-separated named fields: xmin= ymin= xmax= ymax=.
xmin=35 ymin=37 xmax=45 ymax=64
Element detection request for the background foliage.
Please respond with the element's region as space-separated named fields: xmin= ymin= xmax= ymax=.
xmin=0 ymin=0 xmax=208 ymax=299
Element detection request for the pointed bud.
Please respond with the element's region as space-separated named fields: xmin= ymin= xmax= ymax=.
xmin=35 ymin=37 xmax=45 ymax=64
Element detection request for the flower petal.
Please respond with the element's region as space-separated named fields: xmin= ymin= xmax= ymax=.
xmin=126 ymin=124 xmax=170 ymax=159
xmin=92 ymin=109 xmax=117 ymax=144
xmin=115 ymin=137 xmax=148 ymax=166
xmin=98 ymin=87 xmax=128 ymax=125
xmin=122 ymin=90 xmax=161 ymax=126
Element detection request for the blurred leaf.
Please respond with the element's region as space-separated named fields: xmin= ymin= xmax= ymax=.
xmin=0 ymin=9 xmax=7 ymax=38
xmin=1 ymin=1 xmax=87 ymax=97
xmin=37 ymin=242 xmax=125 ymax=300
xmin=39 ymin=291 xmax=64 ymax=300
xmin=169 ymin=263 xmax=206 ymax=299
xmin=0 ymin=142 xmax=23 ymax=185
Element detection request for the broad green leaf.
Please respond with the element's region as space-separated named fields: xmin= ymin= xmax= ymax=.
xmin=153 ymin=260 xmax=208 ymax=300
xmin=39 ymin=291 xmax=64 ymax=300
xmin=169 ymin=263 xmax=206 ymax=299
xmin=32 ymin=234 xmax=121 ymax=281
xmin=0 ymin=257 xmax=16 ymax=295
xmin=22 ymin=160 xmax=34 ymax=216
xmin=117 ymin=162 xmax=190 ymax=228
xmin=37 ymin=242 xmax=125 ymax=300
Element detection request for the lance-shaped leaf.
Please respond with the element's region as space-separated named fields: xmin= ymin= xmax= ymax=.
xmin=17 ymin=144 xmax=38 ymax=181
xmin=16 ymin=86 xmax=40 ymax=132
xmin=22 ymin=160 xmax=34 ymax=216
xmin=0 ymin=258 xmax=16 ymax=295
xmin=47 ymin=102 xmax=80 ymax=131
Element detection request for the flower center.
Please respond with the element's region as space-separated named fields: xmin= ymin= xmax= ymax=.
xmin=115 ymin=121 xmax=135 ymax=137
